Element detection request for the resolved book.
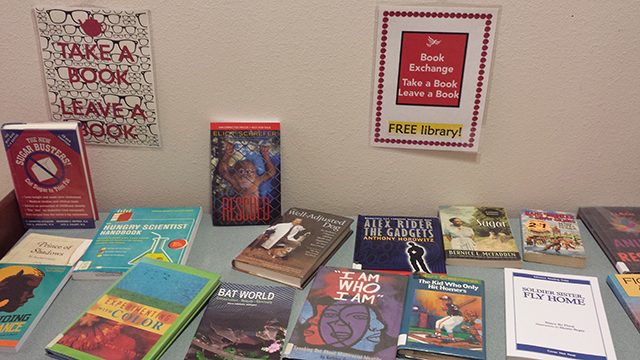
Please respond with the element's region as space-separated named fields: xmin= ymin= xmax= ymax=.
xmin=520 ymin=209 xmax=585 ymax=268
xmin=232 ymin=207 xmax=353 ymax=289
xmin=1 ymin=121 xmax=98 ymax=229
xmin=284 ymin=266 xmax=409 ymax=360
xmin=439 ymin=206 xmax=521 ymax=268
xmin=504 ymin=268 xmax=616 ymax=360
xmin=46 ymin=258 xmax=221 ymax=360
xmin=73 ymin=207 xmax=202 ymax=280
xmin=606 ymin=274 xmax=640 ymax=333
xmin=578 ymin=207 xmax=640 ymax=273
xmin=183 ymin=282 xmax=295 ymax=360
xmin=211 ymin=122 xmax=281 ymax=225
xmin=0 ymin=263 xmax=73 ymax=352
xmin=352 ymin=215 xmax=446 ymax=274
xmin=397 ymin=273 xmax=485 ymax=360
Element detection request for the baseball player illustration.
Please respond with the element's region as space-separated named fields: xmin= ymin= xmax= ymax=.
xmin=460 ymin=310 xmax=483 ymax=345
xmin=431 ymin=295 xmax=477 ymax=343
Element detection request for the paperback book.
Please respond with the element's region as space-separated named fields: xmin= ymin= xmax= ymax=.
xmin=0 ymin=233 xmax=90 ymax=266
xmin=520 ymin=209 xmax=585 ymax=268
xmin=0 ymin=263 xmax=73 ymax=352
xmin=211 ymin=122 xmax=281 ymax=226
xmin=438 ymin=206 xmax=521 ymax=268
xmin=577 ymin=207 xmax=640 ymax=273
xmin=73 ymin=207 xmax=203 ymax=280
xmin=352 ymin=215 xmax=446 ymax=274
xmin=397 ymin=273 xmax=485 ymax=360
xmin=232 ymin=208 xmax=353 ymax=289
xmin=46 ymin=258 xmax=221 ymax=360
xmin=284 ymin=266 xmax=409 ymax=360
xmin=1 ymin=121 xmax=98 ymax=229
xmin=504 ymin=268 xmax=616 ymax=360
xmin=184 ymin=282 xmax=295 ymax=360
xmin=606 ymin=274 xmax=640 ymax=333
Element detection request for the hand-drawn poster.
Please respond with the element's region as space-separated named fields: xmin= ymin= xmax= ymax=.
xmin=371 ymin=6 xmax=500 ymax=153
xmin=34 ymin=7 xmax=161 ymax=147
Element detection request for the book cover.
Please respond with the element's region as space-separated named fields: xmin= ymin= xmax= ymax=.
xmin=1 ymin=122 xmax=98 ymax=229
xmin=0 ymin=263 xmax=73 ymax=352
xmin=211 ymin=122 xmax=281 ymax=226
xmin=577 ymin=207 xmax=640 ymax=273
xmin=438 ymin=206 xmax=521 ymax=268
xmin=397 ymin=273 xmax=486 ymax=360
xmin=504 ymin=268 xmax=616 ymax=360
xmin=232 ymin=208 xmax=353 ymax=289
xmin=284 ymin=266 xmax=409 ymax=360
xmin=352 ymin=215 xmax=446 ymax=274
xmin=73 ymin=207 xmax=202 ymax=280
xmin=606 ymin=274 xmax=640 ymax=333
xmin=184 ymin=282 xmax=295 ymax=360
xmin=520 ymin=209 xmax=585 ymax=268
xmin=0 ymin=233 xmax=90 ymax=266
xmin=46 ymin=258 xmax=221 ymax=360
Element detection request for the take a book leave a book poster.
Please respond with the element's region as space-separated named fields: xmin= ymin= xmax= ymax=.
xmin=34 ymin=7 xmax=160 ymax=147
xmin=371 ymin=5 xmax=499 ymax=152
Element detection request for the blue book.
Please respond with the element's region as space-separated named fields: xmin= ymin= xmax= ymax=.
xmin=353 ymin=215 xmax=446 ymax=274
xmin=0 ymin=263 xmax=72 ymax=352
xmin=73 ymin=207 xmax=202 ymax=280
xmin=397 ymin=273 xmax=486 ymax=360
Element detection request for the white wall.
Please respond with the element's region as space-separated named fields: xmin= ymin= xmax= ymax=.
xmin=1 ymin=0 xmax=639 ymax=219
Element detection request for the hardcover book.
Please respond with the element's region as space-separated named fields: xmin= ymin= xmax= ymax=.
xmin=520 ymin=209 xmax=585 ymax=268
xmin=0 ymin=233 xmax=90 ymax=266
xmin=73 ymin=207 xmax=203 ymax=280
xmin=1 ymin=122 xmax=98 ymax=229
xmin=211 ymin=122 xmax=281 ymax=226
xmin=232 ymin=208 xmax=353 ymax=289
xmin=504 ymin=268 xmax=617 ymax=360
xmin=283 ymin=266 xmax=409 ymax=360
xmin=352 ymin=215 xmax=446 ymax=274
xmin=606 ymin=274 xmax=640 ymax=333
xmin=397 ymin=273 xmax=486 ymax=360
xmin=438 ymin=206 xmax=521 ymax=268
xmin=46 ymin=258 xmax=221 ymax=360
xmin=184 ymin=282 xmax=295 ymax=360
xmin=0 ymin=263 xmax=73 ymax=352
xmin=577 ymin=207 xmax=640 ymax=273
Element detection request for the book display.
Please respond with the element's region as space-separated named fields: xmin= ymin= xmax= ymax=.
xmin=232 ymin=207 xmax=353 ymax=289
xmin=438 ymin=206 xmax=522 ymax=268
xmin=352 ymin=215 xmax=446 ymax=274
xmin=73 ymin=207 xmax=203 ymax=280
xmin=520 ymin=209 xmax=585 ymax=268
xmin=1 ymin=122 xmax=98 ymax=229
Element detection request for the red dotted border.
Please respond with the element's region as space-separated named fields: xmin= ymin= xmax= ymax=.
xmin=373 ymin=11 xmax=494 ymax=149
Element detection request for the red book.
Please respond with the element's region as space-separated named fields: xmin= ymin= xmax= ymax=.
xmin=1 ymin=121 xmax=98 ymax=228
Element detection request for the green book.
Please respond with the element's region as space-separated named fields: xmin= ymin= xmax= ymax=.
xmin=46 ymin=258 xmax=221 ymax=360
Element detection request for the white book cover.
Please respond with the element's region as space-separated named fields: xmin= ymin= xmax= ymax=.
xmin=504 ymin=268 xmax=616 ymax=360
xmin=0 ymin=233 xmax=91 ymax=266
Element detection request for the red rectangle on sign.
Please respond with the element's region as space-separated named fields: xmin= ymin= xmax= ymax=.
xmin=396 ymin=32 xmax=468 ymax=107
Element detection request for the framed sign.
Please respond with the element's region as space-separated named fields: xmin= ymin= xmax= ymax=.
xmin=34 ymin=7 xmax=161 ymax=147
xmin=370 ymin=5 xmax=500 ymax=152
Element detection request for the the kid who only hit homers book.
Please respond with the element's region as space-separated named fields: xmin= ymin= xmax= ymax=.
xmin=211 ymin=122 xmax=281 ymax=226
xmin=46 ymin=258 xmax=221 ymax=360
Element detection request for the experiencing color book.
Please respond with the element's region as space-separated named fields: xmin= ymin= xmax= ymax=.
xmin=211 ymin=122 xmax=281 ymax=225
xmin=438 ymin=206 xmax=521 ymax=268
xmin=578 ymin=207 xmax=640 ymax=273
xmin=184 ymin=282 xmax=295 ymax=360
xmin=284 ymin=266 xmax=409 ymax=360
xmin=520 ymin=209 xmax=585 ymax=268
xmin=0 ymin=263 xmax=73 ymax=352
xmin=46 ymin=258 xmax=221 ymax=360
xmin=232 ymin=208 xmax=353 ymax=289
xmin=352 ymin=215 xmax=446 ymax=274
xmin=1 ymin=121 xmax=98 ymax=229
xmin=397 ymin=273 xmax=485 ymax=360
xmin=504 ymin=268 xmax=617 ymax=360
xmin=73 ymin=207 xmax=203 ymax=280
xmin=606 ymin=274 xmax=640 ymax=333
